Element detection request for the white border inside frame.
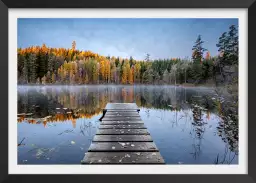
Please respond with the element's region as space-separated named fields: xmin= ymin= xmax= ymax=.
xmin=8 ymin=9 xmax=247 ymax=174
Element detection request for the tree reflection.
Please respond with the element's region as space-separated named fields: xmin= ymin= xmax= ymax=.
xmin=18 ymin=85 xmax=238 ymax=158
xmin=189 ymin=101 xmax=205 ymax=160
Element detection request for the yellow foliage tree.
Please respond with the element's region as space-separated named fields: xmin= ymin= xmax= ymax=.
xmin=205 ymin=51 xmax=211 ymax=60
xmin=105 ymin=60 xmax=111 ymax=83
xmin=121 ymin=65 xmax=127 ymax=84
xmin=52 ymin=73 xmax=55 ymax=83
xmin=128 ymin=67 xmax=133 ymax=84
xmin=100 ymin=60 xmax=105 ymax=81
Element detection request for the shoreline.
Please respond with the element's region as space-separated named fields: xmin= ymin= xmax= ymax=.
xmin=17 ymin=83 xmax=216 ymax=87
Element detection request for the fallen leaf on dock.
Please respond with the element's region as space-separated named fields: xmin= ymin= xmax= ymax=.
xmin=118 ymin=142 xmax=126 ymax=147
xmin=125 ymin=154 xmax=131 ymax=158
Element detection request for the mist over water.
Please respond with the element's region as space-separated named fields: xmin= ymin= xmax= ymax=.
xmin=17 ymin=85 xmax=238 ymax=164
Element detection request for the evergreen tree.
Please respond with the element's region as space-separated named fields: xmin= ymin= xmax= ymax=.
xmin=21 ymin=56 xmax=29 ymax=83
xmin=48 ymin=53 xmax=55 ymax=73
xmin=142 ymin=68 xmax=154 ymax=84
xmin=28 ymin=53 xmax=37 ymax=83
xmin=145 ymin=53 xmax=150 ymax=62
xmin=192 ymin=35 xmax=207 ymax=64
xmin=134 ymin=62 xmax=141 ymax=83
xmin=163 ymin=69 xmax=170 ymax=84
xmin=72 ymin=41 xmax=76 ymax=50
xmin=129 ymin=56 xmax=134 ymax=67
xmin=216 ymin=25 xmax=238 ymax=65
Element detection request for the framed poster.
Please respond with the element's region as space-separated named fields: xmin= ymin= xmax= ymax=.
xmin=0 ymin=0 xmax=254 ymax=182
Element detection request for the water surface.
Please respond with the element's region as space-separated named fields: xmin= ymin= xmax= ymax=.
xmin=17 ymin=85 xmax=238 ymax=164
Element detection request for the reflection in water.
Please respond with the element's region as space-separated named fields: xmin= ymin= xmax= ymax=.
xmin=17 ymin=85 xmax=238 ymax=164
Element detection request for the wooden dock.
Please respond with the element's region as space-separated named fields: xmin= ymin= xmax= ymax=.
xmin=81 ymin=103 xmax=165 ymax=164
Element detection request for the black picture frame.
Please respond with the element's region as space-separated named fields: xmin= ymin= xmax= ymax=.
xmin=0 ymin=0 xmax=254 ymax=182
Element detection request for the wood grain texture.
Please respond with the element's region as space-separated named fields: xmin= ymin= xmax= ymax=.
xmin=102 ymin=117 xmax=142 ymax=121
xmin=82 ymin=152 xmax=164 ymax=164
xmin=101 ymin=121 xmax=144 ymax=125
xmin=93 ymin=135 xmax=153 ymax=142
xmin=82 ymin=103 xmax=164 ymax=164
xmin=105 ymin=103 xmax=139 ymax=110
xmin=99 ymin=124 xmax=146 ymax=129
xmin=88 ymin=142 xmax=158 ymax=152
xmin=96 ymin=129 xmax=150 ymax=135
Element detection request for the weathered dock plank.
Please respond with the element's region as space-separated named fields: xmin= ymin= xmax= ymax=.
xmin=100 ymin=121 xmax=144 ymax=125
xmin=102 ymin=117 xmax=142 ymax=121
xmin=96 ymin=129 xmax=150 ymax=135
xmin=104 ymin=113 xmax=140 ymax=117
xmin=93 ymin=135 xmax=153 ymax=142
xmin=105 ymin=109 xmax=140 ymax=112
xmin=105 ymin=111 xmax=139 ymax=114
xmin=105 ymin=103 xmax=139 ymax=110
xmin=99 ymin=124 xmax=146 ymax=129
xmin=82 ymin=152 xmax=164 ymax=164
xmin=88 ymin=142 xmax=158 ymax=152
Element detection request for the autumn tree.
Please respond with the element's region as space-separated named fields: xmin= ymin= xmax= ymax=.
xmin=205 ymin=51 xmax=211 ymax=60
xmin=17 ymin=38 xmax=227 ymax=86
xmin=52 ymin=73 xmax=55 ymax=83
xmin=105 ymin=60 xmax=111 ymax=83
xmin=92 ymin=60 xmax=99 ymax=84
xmin=100 ymin=60 xmax=105 ymax=82
xmin=134 ymin=62 xmax=141 ymax=83
xmin=128 ymin=66 xmax=134 ymax=84
xmin=121 ymin=64 xmax=128 ymax=84
xmin=111 ymin=63 xmax=117 ymax=83
xmin=46 ymin=71 xmax=52 ymax=83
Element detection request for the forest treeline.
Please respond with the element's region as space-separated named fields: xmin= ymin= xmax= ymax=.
xmin=17 ymin=25 xmax=238 ymax=85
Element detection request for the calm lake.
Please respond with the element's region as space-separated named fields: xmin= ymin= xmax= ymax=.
xmin=17 ymin=85 xmax=238 ymax=164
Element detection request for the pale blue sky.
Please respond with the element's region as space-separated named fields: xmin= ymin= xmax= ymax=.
xmin=18 ymin=18 xmax=238 ymax=60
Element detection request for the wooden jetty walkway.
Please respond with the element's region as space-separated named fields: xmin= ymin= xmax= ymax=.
xmin=81 ymin=103 xmax=165 ymax=164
